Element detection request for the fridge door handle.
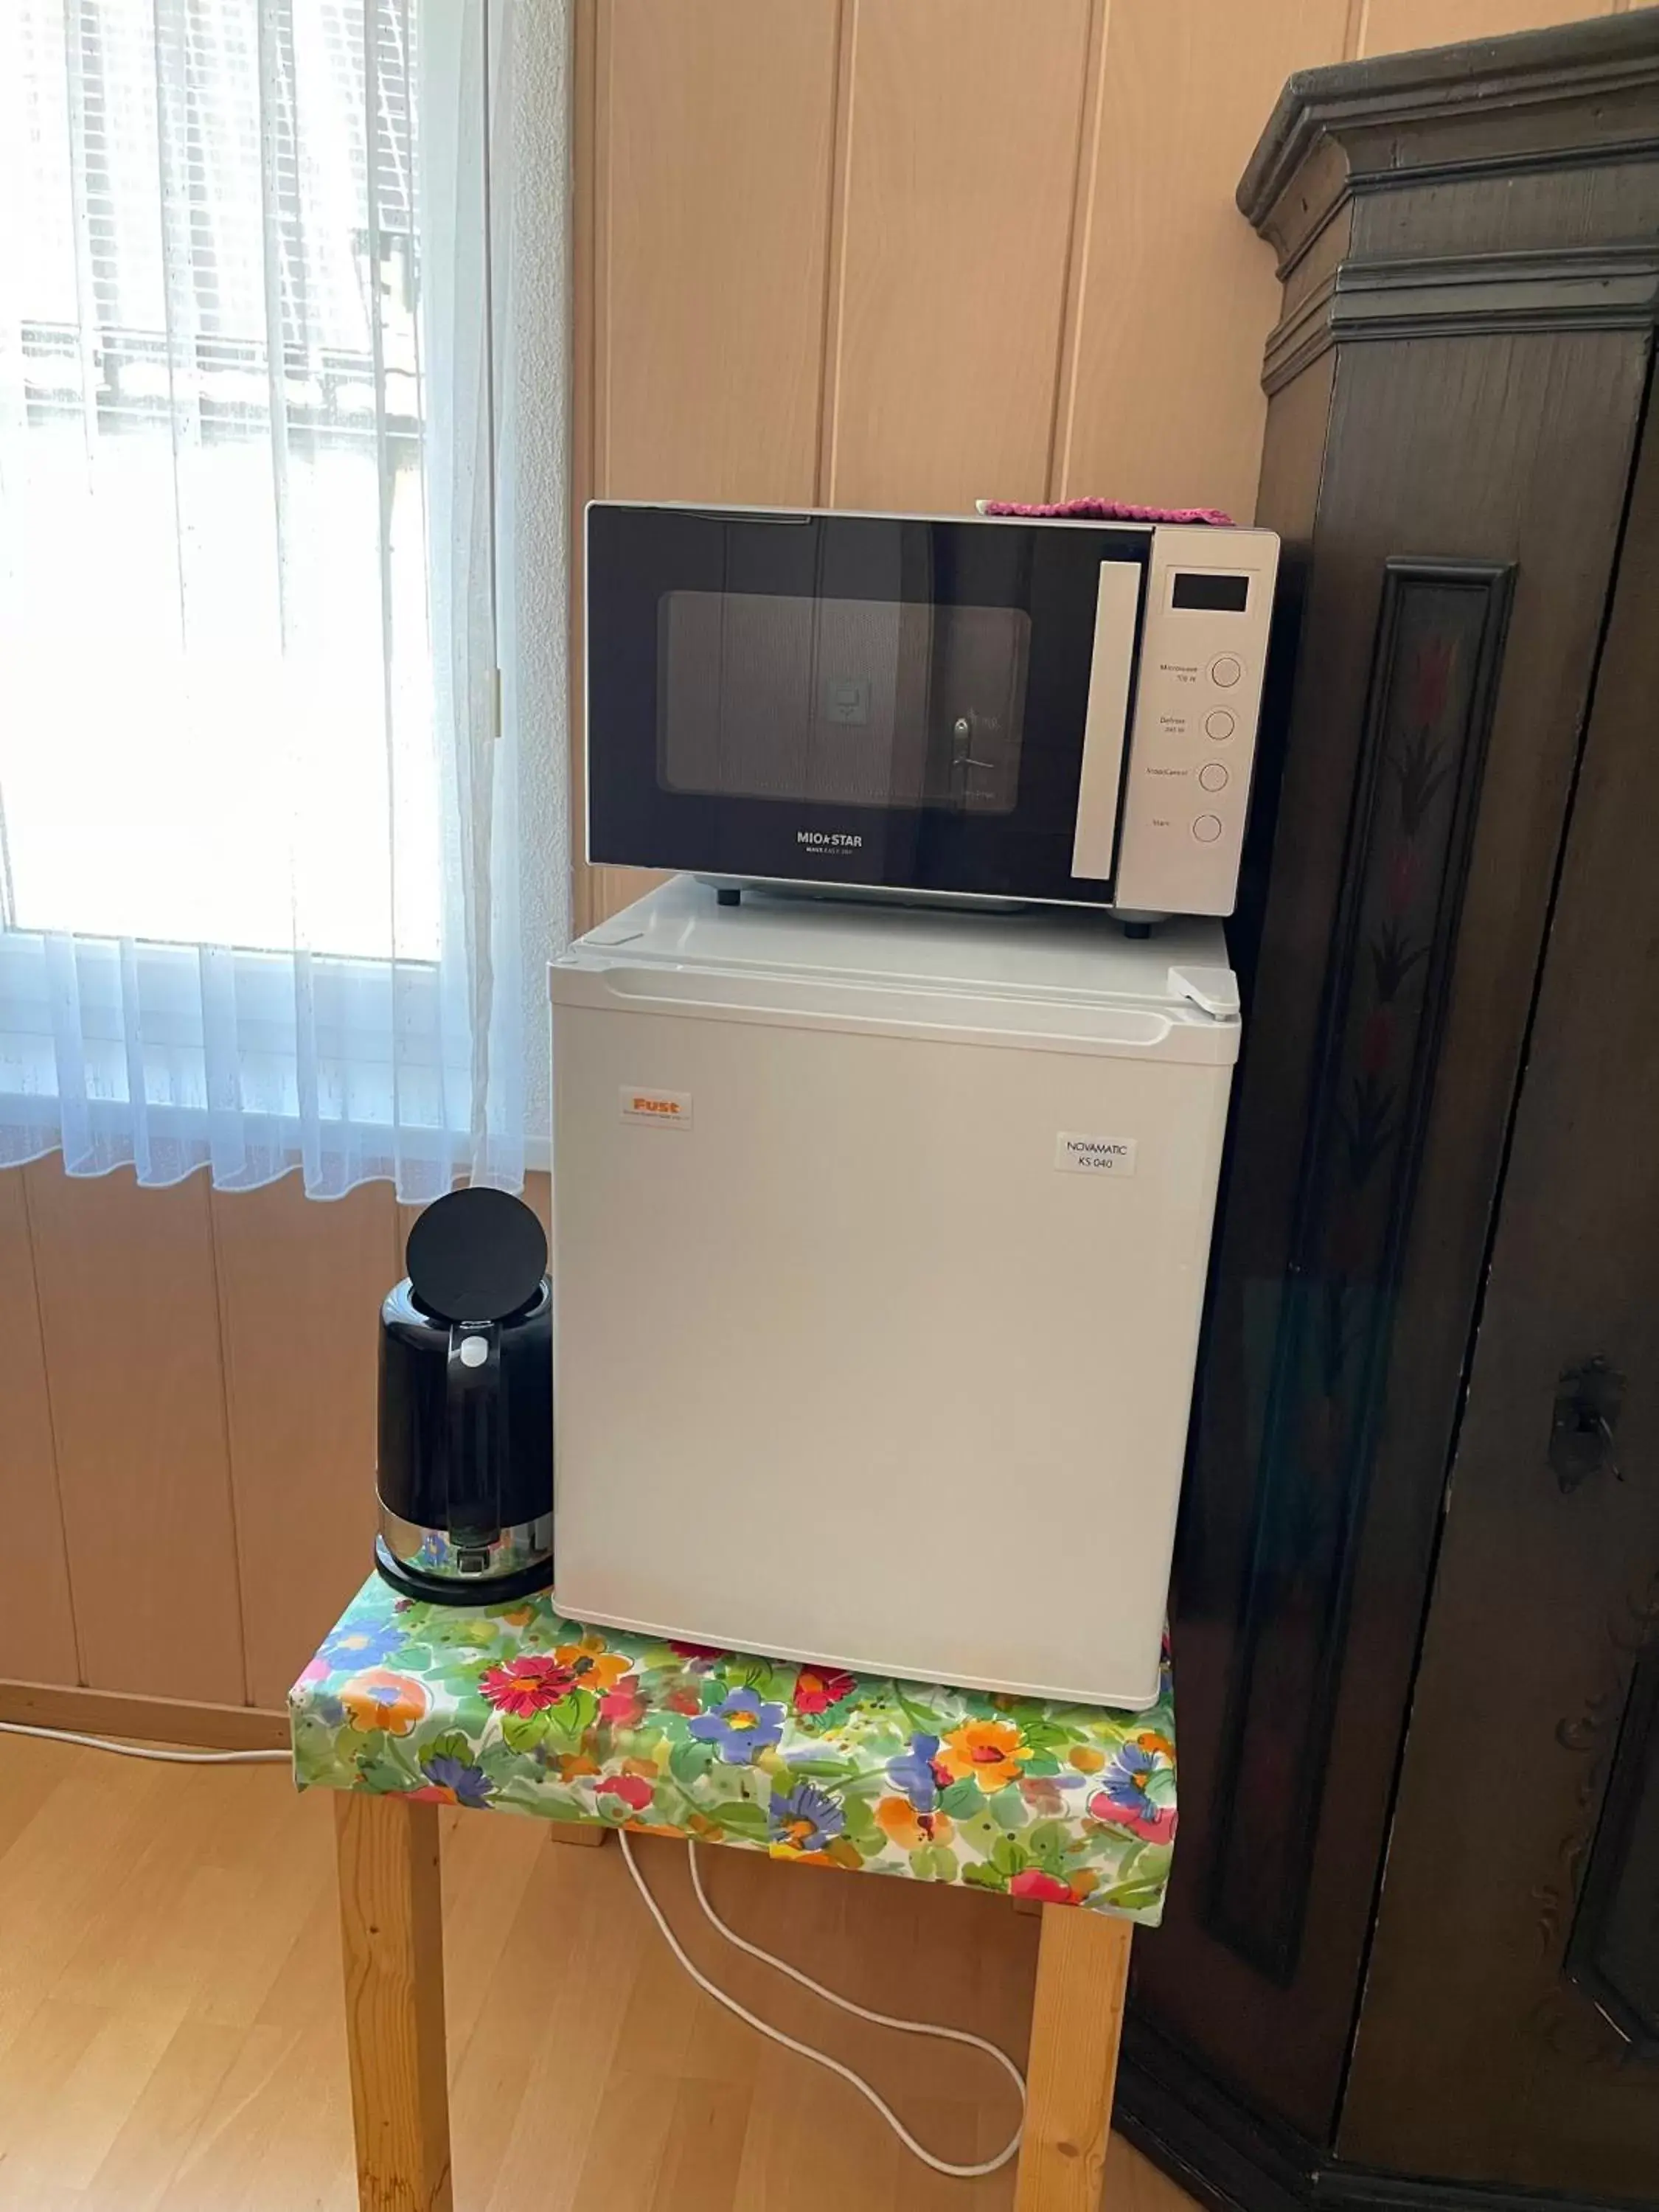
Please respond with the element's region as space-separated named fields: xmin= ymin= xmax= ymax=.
xmin=577 ymin=969 xmax=1198 ymax=1052
xmin=1071 ymin=561 xmax=1144 ymax=884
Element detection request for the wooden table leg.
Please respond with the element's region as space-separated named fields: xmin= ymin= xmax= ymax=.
xmin=334 ymin=1793 xmax=453 ymax=2212
xmin=1014 ymin=1905 xmax=1133 ymax=2212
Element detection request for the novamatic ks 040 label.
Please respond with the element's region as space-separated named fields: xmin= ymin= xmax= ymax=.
xmin=1054 ymin=1132 xmax=1137 ymax=1176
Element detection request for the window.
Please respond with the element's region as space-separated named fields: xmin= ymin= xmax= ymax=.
xmin=1 ymin=0 xmax=437 ymax=960
xmin=0 ymin=1 xmax=552 ymax=1198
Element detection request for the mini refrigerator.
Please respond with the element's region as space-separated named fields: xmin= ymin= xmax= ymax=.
xmin=549 ymin=877 xmax=1240 ymax=1708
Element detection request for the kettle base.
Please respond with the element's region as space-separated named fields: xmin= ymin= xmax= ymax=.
xmin=373 ymin=1534 xmax=554 ymax=1609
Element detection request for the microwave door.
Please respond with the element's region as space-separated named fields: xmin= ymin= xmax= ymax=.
xmin=805 ymin=599 xmax=1031 ymax=815
xmin=933 ymin=604 xmax=1029 ymax=815
xmin=661 ymin=588 xmax=818 ymax=801
xmin=590 ymin=504 xmax=1159 ymax=907
xmin=664 ymin=591 xmax=928 ymax=810
xmin=805 ymin=595 xmax=922 ymax=807
xmin=667 ymin=593 xmax=1032 ymax=818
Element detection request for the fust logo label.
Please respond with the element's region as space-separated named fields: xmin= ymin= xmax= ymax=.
xmin=620 ymin=1087 xmax=692 ymax=1127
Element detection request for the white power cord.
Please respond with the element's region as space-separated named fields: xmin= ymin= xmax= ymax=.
xmin=618 ymin=1829 xmax=1026 ymax=2179
xmin=0 ymin=1719 xmax=288 ymax=1764
xmin=4 ymin=1719 xmax=1026 ymax=2176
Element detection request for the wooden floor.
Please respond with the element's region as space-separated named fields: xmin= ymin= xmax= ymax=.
xmin=0 ymin=1733 xmax=1198 ymax=2211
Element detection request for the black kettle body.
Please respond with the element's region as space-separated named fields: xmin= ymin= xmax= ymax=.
xmin=374 ymin=1187 xmax=554 ymax=1604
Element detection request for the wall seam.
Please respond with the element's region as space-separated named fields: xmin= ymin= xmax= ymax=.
xmin=589 ymin=0 xmax=610 ymax=503
xmin=815 ymin=0 xmax=859 ymax=507
xmin=16 ymin=1166 xmax=86 ymax=1688
xmin=1047 ymin=0 xmax=1113 ymax=501
xmin=204 ymin=1182 xmax=256 ymax=1709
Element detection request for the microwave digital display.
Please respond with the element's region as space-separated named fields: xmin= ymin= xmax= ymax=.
xmin=1171 ymin=571 xmax=1250 ymax=613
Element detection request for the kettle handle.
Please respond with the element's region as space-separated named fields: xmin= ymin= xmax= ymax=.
xmin=445 ymin=1322 xmax=503 ymax=1536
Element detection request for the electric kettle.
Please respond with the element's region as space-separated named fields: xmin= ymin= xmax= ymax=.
xmin=374 ymin=1186 xmax=553 ymax=1604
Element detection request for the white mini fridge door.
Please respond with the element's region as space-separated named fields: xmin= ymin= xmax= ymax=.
xmin=549 ymin=954 xmax=1234 ymax=1708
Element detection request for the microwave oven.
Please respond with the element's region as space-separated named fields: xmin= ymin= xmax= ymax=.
xmin=585 ymin=501 xmax=1280 ymax=915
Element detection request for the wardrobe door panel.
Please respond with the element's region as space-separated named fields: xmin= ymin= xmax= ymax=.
xmin=1340 ymin=383 xmax=1659 ymax=2202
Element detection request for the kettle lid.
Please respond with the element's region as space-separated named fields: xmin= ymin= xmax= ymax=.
xmin=406 ymin=1186 xmax=547 ymax=1324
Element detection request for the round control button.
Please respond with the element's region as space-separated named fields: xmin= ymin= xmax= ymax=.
xmin=1204 ymin=709 xmax=1235 ymax=741
xmin=1209 ymin=654 xmax=1243 ymax=688
xmin=1198 ymin=762 xmax=1229 ymax=793
xmin=1193 ymin=814 xmax=1223 ymax=844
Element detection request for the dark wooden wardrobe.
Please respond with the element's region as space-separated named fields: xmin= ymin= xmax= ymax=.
xmin=1120 ymin=18 xmax=1659 ymax=2212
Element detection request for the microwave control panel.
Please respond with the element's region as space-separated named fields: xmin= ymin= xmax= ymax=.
xmin=1108 ymin=524 xmax=1279 ymax=917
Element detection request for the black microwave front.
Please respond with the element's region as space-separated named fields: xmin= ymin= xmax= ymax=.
xmin=585 ymin=502 xmax=1279 ymax=915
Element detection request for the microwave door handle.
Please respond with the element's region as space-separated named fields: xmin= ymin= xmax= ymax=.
xmin=1070 ymin=560 xmax=1143 ymax=883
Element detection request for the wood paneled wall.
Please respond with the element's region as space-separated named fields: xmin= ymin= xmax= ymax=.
xmin=2 ymin=0 xmax=1636 ymax=1717
xmin=0 ymin=1167 xmax=550 ymax=1712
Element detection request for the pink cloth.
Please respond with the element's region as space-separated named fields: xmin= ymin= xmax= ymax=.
xmin=979 ymin=496 xmax=1233 ymax=526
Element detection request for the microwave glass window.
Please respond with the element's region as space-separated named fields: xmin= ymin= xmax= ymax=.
xmin=658 ymin=591 xmax=1030 ymax=814
xmin=1170 ymin=571 xmax=1250 ymax=613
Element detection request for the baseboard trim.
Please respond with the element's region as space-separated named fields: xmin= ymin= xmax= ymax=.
xmin=1118 ymin=2014 xmax=1315 ymax=2212
xmin=1315 ymin=2172 xmax=1659 ymax=2212
xmin=1118 ymin=2008 xmax=1658 ymax=2212
xmin=0 ymin=1677 xmax=288 ymax=1752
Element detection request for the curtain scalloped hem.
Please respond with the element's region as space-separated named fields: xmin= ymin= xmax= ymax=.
xmin=0 ymin=1110 xmax=493 ymax=1205
xmin=0 ymin=1121 xmax=465 ymax=1204
xmin=0 ymin=930 xmax=523 ymax=1205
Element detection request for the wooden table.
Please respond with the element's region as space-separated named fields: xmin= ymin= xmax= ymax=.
xmin=291 ymin=1577 xmax=1178 ymax=2211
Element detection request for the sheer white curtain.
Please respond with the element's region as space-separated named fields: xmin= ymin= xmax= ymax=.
xmin=0 ymin=0 xmax=553 ymax=1200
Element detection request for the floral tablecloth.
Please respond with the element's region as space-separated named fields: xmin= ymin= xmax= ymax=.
xmin=289 ymin=1576 xmax=1177 ymax=1922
